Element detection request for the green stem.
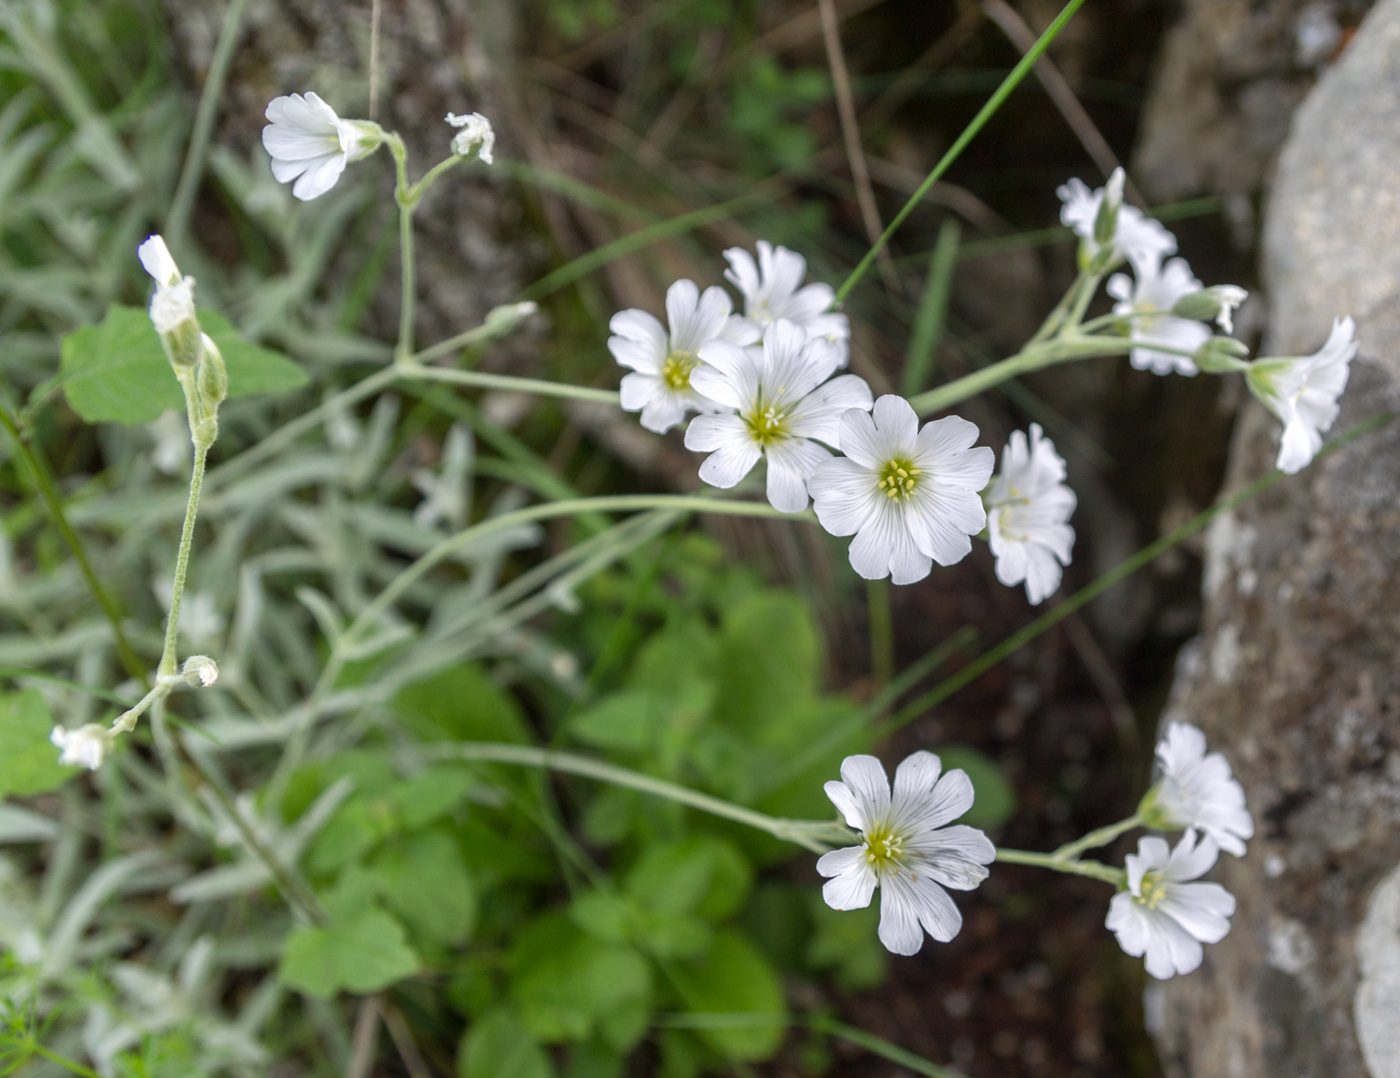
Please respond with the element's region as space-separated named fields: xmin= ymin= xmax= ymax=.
xmin=166 ymin=0 xmax=249 ymax=249
xmin=406 ymin=155 xmax=461 ymax=202
xmin=908 ymin=335 xmax=1141 ymax=415
xmin=1053 ymin=813 xmax=1142 ymax=861
xmin=994 ymin=848 xmax=1124 ymax=885
xmin=158 ymin=441 xmax=209 ymax=678
xmin=834 ymin=0 xmax=1089 ymax=303
xmin=867 ymin=579 xmax=893 ymax=686
xmin=1062 ymin=269 xmax=1105 ymax=331
xmin=388 ymin=135 xmax=415 ymax=362
xmin=27 ymin=1042 xmax=103 ymax=1078
xmin=399 ymin=363 xmax=621 ymax=404
xmin=0 ymin=404 xmax=147 ymax=686
xmin=1026 ymin=270 xmax=1087 ymax=347
xmin=429 ymin=742 xmax=853 ymax=853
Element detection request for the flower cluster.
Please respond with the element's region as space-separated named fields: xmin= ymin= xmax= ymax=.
xmin=1109 ymin=721 xmax=1252 ymax=979
xmin=1062 ymin=169 xmax=1356 ymax=473
xmin=610 ymin=245 xmax=1076 ymax=594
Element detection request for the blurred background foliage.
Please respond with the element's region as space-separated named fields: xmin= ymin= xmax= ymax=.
xmin=0 ymin=0 xmax=1259 ymax=1074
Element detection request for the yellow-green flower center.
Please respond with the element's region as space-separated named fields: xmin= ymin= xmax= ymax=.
xmin=661 ymin=349 xmax=699 ymax=391
xmin=743 ymin=401 xmax=789 ymax=447
xmin=877 ymin=458 xmax=921 ymax=501
xmin=1137 ymin=872 xmax=1168 ymax=910
xmin=862 ymin=820 xmax=905 ymax=874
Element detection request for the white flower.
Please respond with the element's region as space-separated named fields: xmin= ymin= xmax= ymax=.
xmin=51 ymin=724 xmax=110 ymax=771
xmin=817 ymin=752 xmax=996 ymax=956
xmin=808 ymin=395 xmax=993 ymax=585
xmin=610 ymin=280 xmax=757 ymax=434
xmin=985 ymin=424 xmax=1076 ymax=605
xmin=412 ymin=424 xmax=474 ymax=531
xmin=446 ymin=112 xmax=495 ymax=163
xmin=685 ymin=319 xmax=872 ymax=512
xmin=1057 ymin=169 xmax=1176 ymax=272
xmin=1204 ymin=285 xmax=1249 ymax=335
xmin=1107 ymin=829 xmax=1236 ymax=979
xmin=1144 ymin=722 xmax=1254 ymax=856
xmin=137 ymin=234 xmax=196 ymax=336
xmin=723 ymin=241 xmax=850 ymax=364
xmin=1106 ymin=257 xmax=1211 ymax=376
xmin=149 ymin=410 xmax=190 ymax=476
xmin=261 ymin=93 xmax=377 ymax=201
xmin=1246 ymin=316 xmax=1356 ymax=475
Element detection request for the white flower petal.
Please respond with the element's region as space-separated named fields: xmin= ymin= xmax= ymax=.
xmin=809 ymin=456 xmax=880 ymax=537
xmin=764 ymin=438 xmax=828 ymax=513
xmin=880 ymin=871 xmax=962 ymax=952
xmin=817 ymin=846 xmax=878 ymax=911
xmin=909 ymin=825 xmax=996 ymax=891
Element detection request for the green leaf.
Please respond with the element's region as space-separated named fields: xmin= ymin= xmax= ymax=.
xmin=393 ymin=664 xmax=532 ymax=743
xmin=59 ymin=305 xmax=307 ymax=425
xmin=370 ymin=829 xmax=476 ymax=947
xmin=0 ymin=690 xmax=76 ymax=797
xmin=672 ymin=930 xmax=787 ymax=1061
xmin=570 ymin=690 xmax=663 ymax=753
xmin=715 ymin=592 xmax=819 ymax=734
xmin=61 ymin=305 xmax=181 ymax=424
xmin=279 ymin=907 xmax=420 ymax=998
xmin=936 ymin=744 xmax=1017 ymax=830
xmin=804 ymin=892 xmax=888 ymax=991
xmin=458 ymin=1010 xmax=555 ymax=1078
xmin=507 ymin=914 xmax=652 ymax=1049
xmin=390 ymin=765 xmax=476 ymax=830
xmin=625 ymin=836 xmax=751 ymax=922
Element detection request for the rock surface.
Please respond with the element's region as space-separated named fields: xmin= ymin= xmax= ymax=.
xmin=1148 ymin=2 xmax=1400 ymax=1075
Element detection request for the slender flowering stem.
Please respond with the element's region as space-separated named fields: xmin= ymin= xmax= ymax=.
xmin=994 ymin=847 xmax=1125 ymax=885
xmin=398 ymin=363 xmax=621 ymax=404
xmin=1052 ymin=812 xmax=1143 ymax=861
xmin=427 ymin=742 xmax=856 ymax=853
xmin=158 ymin=441 xmax=209 ymax=679
xmin=406 ymin=155 xmax=461 ymax=203
xmin=317 ymin=495 xmax=813 ymax=695
xmin=387 ymin=134 xmax=416 ymax=362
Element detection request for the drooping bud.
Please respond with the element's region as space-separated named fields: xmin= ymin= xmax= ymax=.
xmin=138 ymin=234 xmax=202 ymax=369
xmin=1172 ymin=285 xmax=1249 ymax=334
xmin=51 ymin=723 xmax=110 ymax=770
xmin=182 ymin=654 xmax=219 ymax=688
xmin=446 ymin=111 xmax=495 ymax=164
xmin=1193 ymin=335 xmax=1251 ymax=374
xmin=196 ymin=333 xmax=228 ymax=407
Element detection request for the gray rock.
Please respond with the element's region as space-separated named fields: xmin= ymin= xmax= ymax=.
xmin=1149 ymin=2 xmax=1400 ymax=1075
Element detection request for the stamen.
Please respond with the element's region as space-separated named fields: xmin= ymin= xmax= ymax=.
xmin=661 ymin=349 xmax=699 ymax=391
xmin=877 ymin=458 xmax=921 ymax=502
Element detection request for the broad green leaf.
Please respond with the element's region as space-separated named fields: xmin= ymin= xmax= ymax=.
xmin=371 ymin=829 xmax=476 ymax=946
xmin=672 ymin=930 xmax=787 ymax=1061
xmin=624 ymin=836 xmax=751 ymax=922
xmin=458 ymin=1010 xmax=554 ymax=1078
xmin=507 ymin=914 xmax=652 ymax=1049
xmin=936 ymin=744 xmax=1017 ymax=829
xmin=715 ymin=592 xmax=819 ymax=734
xmin=279 ymin=907 xmax=420 ymax=998
xmin=60 ymin=305 xmax=307 ymax=425
xmin=393 ymin=664 xmax=531 ymax=743
xmin=804 ymin=892 xmax=887 ymax=991
xmin=391 ymin=765 xmax=476 ymax=829
xmin=570 ymin=690 xmax=662 ymax=753
xmin=0 ymin=690 xmax=76 ymax=797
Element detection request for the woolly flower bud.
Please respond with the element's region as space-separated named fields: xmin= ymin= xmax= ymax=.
xmin=1192 ymin=335 xmax=1251 ymax=374
xmin=1172 ymin=285 xmax=1249 ymax=334
xmin=138 ymin=234 xmax=201 ymax=368
xmin=51 ymin=723 xmax=109 ymax=771
xmin=197 ymin=333 xmax=228 ymax=406
xmin=1093 ymin=167 xmax=1126 ymax=249
xmin=182 ymin=654 xmax=219 ymax=687
xmin=446 ymin=111 xmax=495 ymax=164
xmin=484 ymin=300 xmax=537 ymax=336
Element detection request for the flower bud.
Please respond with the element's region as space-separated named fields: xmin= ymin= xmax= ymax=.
xmin=1092 ymin=167 xmax=1126 ymax=249
xmin=345 ymin=119 xmax=386 ymax=162
xmin=51 ymin=723 xmax=110 ymax=770
xmin=1193 ymin=335 xmax=1251 ymax=374
xmin=196 ymin=333 xmax=228 ymax=406
xmin=1172 ymin=285 xmax=1249 ymax=333
xmin=182 ymin=654 xmax=219 ymax=687
xmin=483 ymin=301 xmax=537 ymax=337
xmin=446 ymin=111 xmax=495 ymax=164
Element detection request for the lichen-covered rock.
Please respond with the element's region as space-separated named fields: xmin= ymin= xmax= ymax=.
xmin=1148 ymin=2 xmax=1400 ymax=1075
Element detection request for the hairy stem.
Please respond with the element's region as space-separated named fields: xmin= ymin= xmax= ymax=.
xmin=158 ymin=441 xmax=209 ymax=679
xmin=994 ymin=847 xmax=1124 ymax=885
xmin=430 ymin=742 xmax=854 ymax=853
xmin=1052 ymin=813 xmax=1143 ymax=861
xmin=388 ymin=135 xmax=416 ymax=362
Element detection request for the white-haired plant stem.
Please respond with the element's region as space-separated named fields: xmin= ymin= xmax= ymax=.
xmin=1052 ymin=812 xmax=1144 ymax=861
xmin=387 ymin=133 xmax=417 ymax=362
xmin=994 ymin=847 xmax=1124 ymax=885
xmin=430 ymin=743 xmax=856 ymax=854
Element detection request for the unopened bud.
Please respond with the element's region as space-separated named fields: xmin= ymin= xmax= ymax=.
xmin=1172 ymin=285 xmax=1249 ymax=334
xmin=182 ymin=654 xmax=219 ymax=687
xmin=1093 ymin=167 xmax=1126 ymax=249
xmin=484 ymin=301 xmax=537 ymax=337
xmin=196 ymin=334 xmax=228 ymax=406
xmin=1193 ymin=335 xmax=1251 ymax=374
xmin=446 ymin=112 xmax=495 ymax=164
